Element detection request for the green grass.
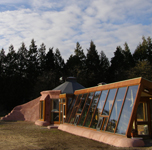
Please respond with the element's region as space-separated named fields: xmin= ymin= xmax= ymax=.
xmin=0 ymin=121 xmax=150 ymax=150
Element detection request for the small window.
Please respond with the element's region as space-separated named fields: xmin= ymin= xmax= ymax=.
xmin=52 ymin=99 xmax=59 ymax=112
xmin=101 ymin=117 xmax=108 ymax=131
xmin=96 ymin=117 xmax=104 ymax=131
xmin=138 ymin=125 xmax=149 ymax=135
xmin=137 ymin=103 xmax=148 ymax=121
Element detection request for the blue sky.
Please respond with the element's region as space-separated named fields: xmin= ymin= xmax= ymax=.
xmin=0 ymin=0 xmax=152 ymax=60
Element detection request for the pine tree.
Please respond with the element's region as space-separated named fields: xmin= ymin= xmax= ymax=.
xmin=17 ymin=42 xmax=28 ymax=78
xmin=0 ymin=48 xmax=6 ymax=77
xmin=27 ymin=39 xmax=39 ymax=80
xmin=5 ymin=44 xmax=18 ymax=76
xmin=128 ymin=60 xmax=152 ymax=80
xmin=108 ymin=46 xmax=125 ymax=82
xmin=99 ymin=51 xmax=110 ymax=83
xmin=38 ymin=43 xmax=46 ymax=72
xmin=133 ymin=36 xmax=149 ymax=62
xmin=85 ymin=41 xmax=100 ymax=87
xmin=45 ymin=47 xmax=55 ymax=71
xmin=146 ymin=37 xmax=152 ymax=64
xmin=65 ymin=42 xmax=86 ymax=85
xmin=122 ymin=42 xmax=135 ymax=70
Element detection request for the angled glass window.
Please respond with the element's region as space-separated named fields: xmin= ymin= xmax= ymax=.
xmin=101 ymin=117 xmax=108 ymax=130
xmin=84 ymin=91 xmax=101 ymax=127
xmin=102 ymin=89 xmax=117 ymax=116
xmin=90 ymin=90 xmax=108 ymax=129
xmin=78 ymin=92 xmax=94 ymax=126
xmin=106 ymin=87 xmax=127 ymax=132
xmin=67 ymin=98 xmax=73 ymax=110
xmin=69 ymin=94 xmax=82 ymax=124
xmin=73 ymin=93 xmax=88 ymax=125
xmin=77 ymin=93 xmax=88 ymax=114
xmin=96 ymin=116 xmax=104 ymax=131
xmin=116 ymin=85 xmax=139 ymax=135
xmin=65 ymin=95 xmax=77 ymax=123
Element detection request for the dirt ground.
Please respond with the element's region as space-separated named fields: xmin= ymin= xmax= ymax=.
xmin=0 ymin=121 xmax=151 ymax=150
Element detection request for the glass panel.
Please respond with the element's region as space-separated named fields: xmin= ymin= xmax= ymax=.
xmin=116 ymin=85 xmax=138 ymax=135
xmin=64 ymin=105 xmax=66 ymax=117
xmin=60 ymin=104 xmax=63 ymax=123
xmin=74 ymin=115 xmax=80 ymax=125
xmin=52 ymin=113 xmax=59 ymax=121
xmin=78 ymin=92 xmax=94 ymax=126
xmin=77 ymin=93 xmax=88 ymax=114
xmin=106 ymin=87 xmax=127 ymax=132
xmin=102 ymin=89 xmax=117 ymax=115
xmin=69 ymin=94 xmax=82 ymax=124
xmin=51 ymin=99 xmax=59 ymax=122
xmin=52 ymin=99 xmax=59 ymax=112
xmin=60 ymin=99 xmax=63 ymax=103
xmin=84 ymin=91 xmax=101 ymax=127
xmin=63 ymin=98 xmax=65 ymax=103
xmin=138 ymin=125 xmax=149 ymax=135
xmin=102 ymin=117 xmax=108 ymax=130
xmin=65 ymin=95 xmax=77 ymax=123
xmin=90 ymin=90 xmax=108 ymax=129
xmin=60 ymin=112 xmax=63 ymax=123
xmin=40 ymin=101 xmax=44 ymax=119
xmin=137 ymin=103 xmax=148 ymax=121
xmin=68 ymin=98 xmax=72 ymax=109
xmin=96 ymin=117 xmax=104 ymax=131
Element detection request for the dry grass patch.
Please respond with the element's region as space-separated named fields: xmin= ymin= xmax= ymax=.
xmin=0 ymin=121 xmax=150 ymax=150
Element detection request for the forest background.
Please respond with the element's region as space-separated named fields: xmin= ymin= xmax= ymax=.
xmin=0 ymin=36 xmax=152 ymax=113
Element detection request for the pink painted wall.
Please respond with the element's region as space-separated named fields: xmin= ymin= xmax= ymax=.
xmin=1 ymin=90 xmax=61 ymax=125
xmin=58 ymin=124 xmax=145 ymax=147
xmin=1 ymin=97 xmax=40 ymax=122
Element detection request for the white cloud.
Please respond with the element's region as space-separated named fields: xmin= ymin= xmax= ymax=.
xmin=0 ymin=0 xmax=152 ymax=61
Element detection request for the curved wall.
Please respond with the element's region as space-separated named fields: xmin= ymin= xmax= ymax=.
xmin=1 ymin=97 xmax=40 ymax=122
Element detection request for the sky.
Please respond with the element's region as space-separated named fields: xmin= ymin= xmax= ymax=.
xmin=0 ymin=0 xmax=152 ymax=61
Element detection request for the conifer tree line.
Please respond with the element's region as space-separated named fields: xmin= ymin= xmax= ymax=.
xmin=0 ymin=36 xmax=152 ymax=112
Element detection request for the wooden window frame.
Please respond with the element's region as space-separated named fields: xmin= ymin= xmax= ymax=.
xmin=68 ymin=94 xmax=84 ymax=124
xmin=82 ymin=92 xmax=95 ymax=126
xmin=77 ymin=92 xmax=94 ymax=126
xmin=88 ymin=91 xmax=102 ymax=128
xmin=39 ymin=100 xmax=45 ymax=121
xmin=104 ymin=88 xmax=118 ymax=131
xmin=67 ymin=95 xmax=79 ymax=123
xmin=114 ymin=86 xmax=129 ymax=133
xmin=126 ymin=84 xmax=142 ymax=137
